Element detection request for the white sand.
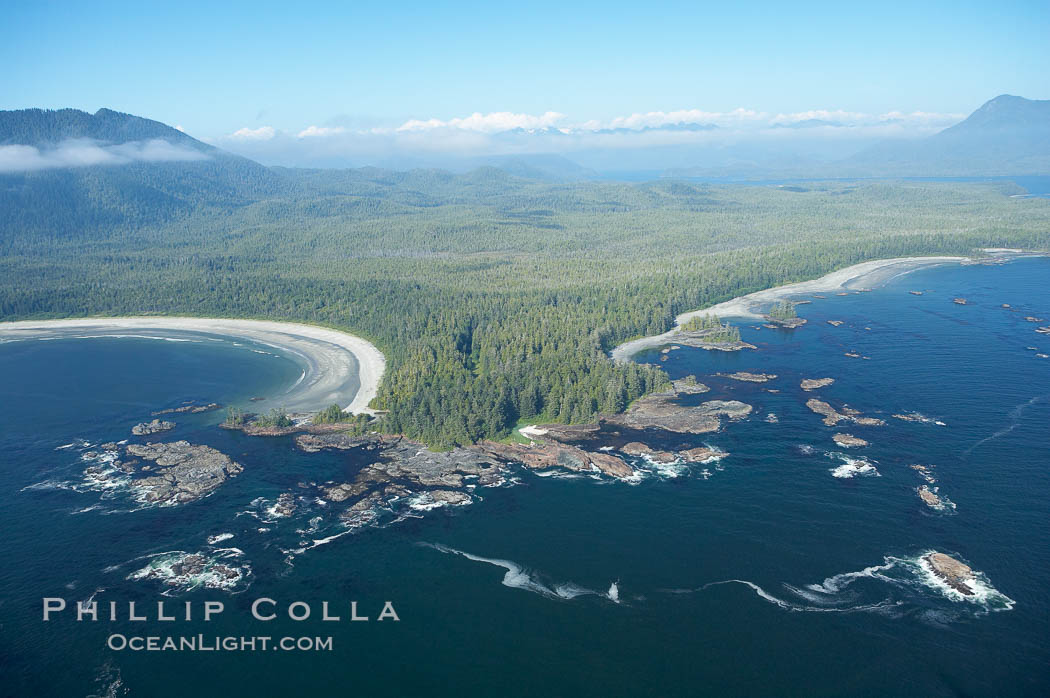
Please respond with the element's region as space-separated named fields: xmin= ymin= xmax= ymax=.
xmin=0 ymin=317 xmax=385 ymax=414
xmin=611 ymin=256 xmax=969 ymax=362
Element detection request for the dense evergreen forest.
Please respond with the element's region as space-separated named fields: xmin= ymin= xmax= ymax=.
xmin=2 ymin=164 xmax=1049 ymax=446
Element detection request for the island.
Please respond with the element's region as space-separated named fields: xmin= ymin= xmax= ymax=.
xmin=83 ymin=440 xmax=243 ymax=506
xmin=721 ymin=372 xmax=777 ymax=382
xmin=800 ymin=377 xmax=835 ymax=391
xmin=922 ymin=552 xmax=977 ymax=596
xmin=832 ymin=433 xmax=868 ymax=448
xmin=131 ymin=419 xmax=175 ymax=436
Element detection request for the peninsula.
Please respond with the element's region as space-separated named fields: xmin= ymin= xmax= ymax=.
xmin=611 ymin=255 xmax=970 ymax=361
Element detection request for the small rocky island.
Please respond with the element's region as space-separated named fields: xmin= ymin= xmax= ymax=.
xmin=606 ymin=392 xmax=752 ymax=433
xmin=720 ymin=372 xmax=777 ymax=383
xmin=917 ymin=485 xmax=944 ymax=509
xmin=84 ymin=441 xmax=243 ymax=506
xmin=800 ymin=377 xmax=835 ymax=391
xmin=131 ymin=419 xmax=175 ymax=436
xmin=832 ymin=433 xmax=868 ymax=448
xmin=923 ymin=552 xmax=976 ymax=596
xmin=152 ymin=402 xmax=222 ymax=416
xmin=763 ymin=300 xmax=807 ymax=328
xmin=806 ymin=399 xmax=885 ymax=427
xmin=672 ymin=315 xmax=756 ymax=352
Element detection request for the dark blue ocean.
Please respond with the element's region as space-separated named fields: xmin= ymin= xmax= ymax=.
xmin=1 ymin=257 xmax=1048 ymax=697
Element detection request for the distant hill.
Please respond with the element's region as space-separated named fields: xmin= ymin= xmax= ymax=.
xmin=843 ymin=95 xmax=1050 ymax=176
xmin=0 ymin=108 xmax=209 ymax=149
xmin=0 ymin=108 xmax=286 ymax=237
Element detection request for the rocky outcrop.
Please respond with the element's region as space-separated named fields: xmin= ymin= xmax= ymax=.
xmin=806 ymin=399 xmax=885 ymax=427
xmin=721 ymin=372 xmax=777 ymax=383
xmin=923 ymin=552 xmax=975 ymax=596
xmin=832 ymin=433 xmax=868 ymax=448
xmin=117 ymin=441 xmax=243 ymax=505
xmin=917 ymin=486 xmax=942 ymax=509
xmin=681 ymin=446 xmax=725 ymax=463
xmin=621 ymin=442 xmax=677 ymax=464
xmin=606 ymin=392 xmax=751 ymax=434
xmin=910 ymin=464 xmax=936 ymax=483
xmin=827 ymin=320 xmax=844 ymax=327
xmin=271 ymin=492 xmax=296 ymax=518
xmin=478 ymin=441 xmax=634 ymax=479
xmin=953 ymin=298 xmax=968 ymax=305
xmin=673 ymin=330 xmax=757 ymax=352
xmin=800 ymin=378 xmax=835 ymax=391
xmin=295 ymin=432 xmax=381 ymax=453
xmin=806 ymin=399 xmax=849 ymax=426
xmin=764 ymin=316 xmax=807 ymax=328
xmin=152 ymin=402 xmax=221 ymax=416
xmin=529 ymin=423 xmax=603 ymax=443
xmin=672 ymin=378 xmax=710 ymax=394
xmin=131 ymin=419 xmax=175 ymax=436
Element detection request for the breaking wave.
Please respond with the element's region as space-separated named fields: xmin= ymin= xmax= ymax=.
xmin=826 ymin=452 xmax=879 ymax=478
xmin=125 ymin=548 xmax=251 ymax=594
xmin=421 ymin=543 xmax=619 ymax=604
xmin=672 ymin=551 xmax=1013 ymax=620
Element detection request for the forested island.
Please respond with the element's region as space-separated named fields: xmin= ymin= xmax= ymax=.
xmin=2 ymin=111 xmax=1050 ymax=446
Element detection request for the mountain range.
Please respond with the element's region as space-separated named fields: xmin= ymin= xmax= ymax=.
xmin=0 ymin=95 xmax=1046 ymax=237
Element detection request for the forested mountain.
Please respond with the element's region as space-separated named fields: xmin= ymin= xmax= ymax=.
xmin=3 ymin=107 xmax=1050 ymax=446
xmin=843 ymin=95 xmax=1050 ymax=176
xmin=0 ymin=108 xmax=209 ymax=148
xmin=0 ymin=108 xmax=285 ymax=236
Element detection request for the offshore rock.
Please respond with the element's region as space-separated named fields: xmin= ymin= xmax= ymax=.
xmin=917 ymin=485 xmax=943 ymax=509
xmin=122 ymin=441 xmax=243 ymax=505
xmin=680 ymin=446 xmax=725 ymax=463
xmin=832 ymin=433 xmax=868 ymax=448
xmin=721 ymin=372 xmax=777 ymax=383
xmin=132 ymin=419 xmax=175 ymax=436
xmin=477 ymin=441 xmax=634 ymax=479
xmin=806 ymin=399 xmax=885 ymax=427
xmin=671 ymin=378 xmax=710 ymax=394
xmin=606 ymin=392 xmax=751 ymax=434
xmin=800 ymin=378 xmax=835 ymax=391
xmin=620 ymin=442 xmax=677 ymax=464
xmin=152 ymin=402 xmax=221 ymax=416
xmin=923 ymin=552 xmax=976 ymax=596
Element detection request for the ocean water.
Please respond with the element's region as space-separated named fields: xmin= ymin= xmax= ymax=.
xmin=1 ymin=257 xmax=1048 ymax=697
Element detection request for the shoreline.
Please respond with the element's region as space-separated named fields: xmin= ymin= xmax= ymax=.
xmin=0 ymin=317 xmax=385 ymax=414
xmin=611 ymin=254 xmax=1002 ymax=362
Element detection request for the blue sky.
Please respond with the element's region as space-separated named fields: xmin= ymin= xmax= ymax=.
xmin=3 ymin=0 xmax=1048 ymax=168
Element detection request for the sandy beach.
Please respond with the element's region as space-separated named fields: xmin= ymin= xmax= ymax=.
xmin=0 ymin=317 xmax=385 ymax=414
xmin=611 ymin=255 xmax=970 ymax=361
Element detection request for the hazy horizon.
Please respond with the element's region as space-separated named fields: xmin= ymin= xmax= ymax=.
xmin=3 ymin=0 xmax=1048 ymax=171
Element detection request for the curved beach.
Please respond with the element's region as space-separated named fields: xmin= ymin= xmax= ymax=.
xmin=611 ymin=256 xmax=969 ymax=362
xmin=0 ymin=317 xmax=385 ymax=414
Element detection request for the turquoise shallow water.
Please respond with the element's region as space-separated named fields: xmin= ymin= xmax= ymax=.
xmin=1 ymin=257 xmax=1048 ymax=697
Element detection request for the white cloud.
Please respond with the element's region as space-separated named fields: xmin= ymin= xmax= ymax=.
xmin=592 ymin=108 xmax=767 ymax=130
xmin=878 ymin=110 xmax=965 ymax=125
xmin=0 ymin=139 xmax=209 ymax=173
xmin=297 ymin=125 xmax=347 ymax=138
xmin=770 ymin=109 xmax=868 ymax=125
xmin=210 ymin=104 xmax=968 ymax=169
xmin=395 ymin=111 xmax=566 ymax=133
xmin=228 ymin=126 xmax=277 ymax=141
